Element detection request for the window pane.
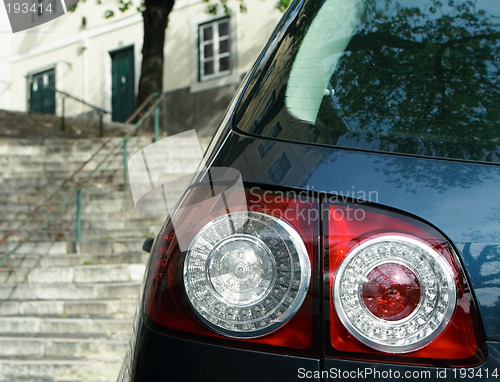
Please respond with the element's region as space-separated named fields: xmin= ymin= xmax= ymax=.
xmin=199 ymin=18 xmax=231 ymax=81
xmin=220 ymin=57 xmax=230 ymax=72
xmin=204 ymin=44 xmax=214 ymax=59
xmin=236 ymin=0 xmax=500 ymax=164
xmin=219 ymin=39 xmax=229 ymax=54
xmin=203 ymin=26 xmax=213 ymax=41
xmin=219 ymin=21 xmax=229 ymax=37
xmin=204 ymin=60 xmax=214 ymax=76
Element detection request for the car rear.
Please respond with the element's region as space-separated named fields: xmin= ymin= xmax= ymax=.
xmin=120 ymin=0 xmax=500 ymax=380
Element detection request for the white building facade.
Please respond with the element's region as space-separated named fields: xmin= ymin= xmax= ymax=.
xmin=0 ymin=0 xmax=282 ymax=129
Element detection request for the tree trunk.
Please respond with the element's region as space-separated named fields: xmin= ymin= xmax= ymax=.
xmin=137 ymin=0 xmax=175 ymax=107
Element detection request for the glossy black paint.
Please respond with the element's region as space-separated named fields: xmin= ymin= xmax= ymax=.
xmin=209 ymin=129 xmax=500 ymax=341
xmin=127 ymin=317 xmax=500 ymax=381
xmin=130 ymin=318 xmax=321 ymax=381
xmin=321 ymin=342 xmax=500 ymax=381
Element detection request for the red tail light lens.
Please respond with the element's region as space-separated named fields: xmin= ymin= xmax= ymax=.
xmin=326 ymin=202 xmax=485 ymax=366
xmin=362 ymin=262 xmax=421 ymax=321
xmin=334 ymin=234 xmax=456 ymax=354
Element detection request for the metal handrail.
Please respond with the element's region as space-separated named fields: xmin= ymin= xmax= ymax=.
xmin=0 ymin=92 xmax=164 ymax=263
xmin=27 ymin=82 xmax=112 ymax=137
xmin=50 ymin=87 xmax=110 ymax=115
xmin=75 ymin=92 xmax=163 ymax=252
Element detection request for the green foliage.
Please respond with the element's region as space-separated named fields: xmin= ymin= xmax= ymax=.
xmin=70 ymin=0 xmax=138 ymax=18
xmin=204 ymin=0 xmax=246 ymax=15
xmin=137 ymin=1 xmax=146 ymax=13
xmin=276 ymin=0 xmax=290 ymax=12
xmin=75 ymin=0 xmax=284 ymax=19
xmin=205 ymin=0 xmax=283 ymax=16
xmin=118 ymin=0 xmax=133 ymax=12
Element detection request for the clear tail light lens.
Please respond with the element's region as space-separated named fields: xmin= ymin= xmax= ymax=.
xmin=184 ymin=210 xmax=311 ymax=338
xmin=144 ymin=185 xmax=318 ymax=353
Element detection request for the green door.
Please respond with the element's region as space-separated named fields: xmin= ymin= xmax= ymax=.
xmin=111 ymin=47 xmax=135 ymax=122
xmin=30 ymin=68 xmax=56 ymax=114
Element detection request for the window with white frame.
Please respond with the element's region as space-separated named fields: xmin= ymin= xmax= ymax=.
xmin=199 ymin=18 xmax=231 ymax=81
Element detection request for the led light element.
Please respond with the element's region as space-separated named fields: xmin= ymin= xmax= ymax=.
xmin=183 ymin=210 xmax=310 ymax=338
xmin=334 ymin=235 xmax=456 ymax=353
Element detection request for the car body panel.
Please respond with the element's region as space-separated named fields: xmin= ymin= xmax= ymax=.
xmin=130 ymin=318 xmax=321 ymax=381
xmin=321 ymin=341 xmax=500 ymax=381
xmin=209 ymin=129 xmax=500 ymax=341
xmin=128 ymin=315 xmax=499 ymax=381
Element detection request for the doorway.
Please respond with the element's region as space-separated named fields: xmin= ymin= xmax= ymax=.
xmin=29 ymin=68 xmax=56 ymax=114
xmin=110 ymin=46 xmax=136 ymax=122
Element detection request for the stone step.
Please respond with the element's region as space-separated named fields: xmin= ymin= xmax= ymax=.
xmin=78 ymin=238 xmax=150 ymax=255
xmin=0 ymin=214 xmax=164 ymax=234
xmin=0 ymin=263 xmax=145 ymax=284
xmin=0 ymin=337 xmax=127 ymax=361
xmin=0 ymin=228 xmax=157 ymax=243
xmin=0 ymin=172 xmax=121 ymax=188
xmin=0 ymin=145 xmax=203 ymax=165
xmin=0 ymin=172 xmax=116 ymax=186
xmin=0 ymin=206 xmax=156 ymax=227
xmin=0 ymin=299 xmax=137 ymax=318
xmin=0 ymin=181 xmax=125 ymax=198
xmin=0 ymin=199 xmax=134 ymax=216
xmin=0 ymin=189 xmax=131 ymax=203
xmin=0 ymin=136 xmax=150 ymax=154
xmin=0 ymin=359 xmax=122 ymax=381
xmin=82 ymin=216 xmax=164 ymax=230
xmin=0 ymin=141 xmax=203 ymax=168
xmin=0 ymin=317 xmax=132 ymax=338
xmin=0 ymin=282 xmax=141 ymax=301
xmin=1 ymin=241 xmax=68 ymax=256
xmin=0 ymin=252 xmax=149 ymax=269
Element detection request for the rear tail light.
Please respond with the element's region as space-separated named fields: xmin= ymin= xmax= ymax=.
xmin=144 ymin=184 xmax=319 ymax=353
xmin=326 ymin=202 xmax=485 ymax=366
xmin=183 ymin=210 xmax=311 ymax=338
xmin=142 ymin=184 xmax=484 ymax=365
xmin=334 ymin=234 xmax=456 ymax=354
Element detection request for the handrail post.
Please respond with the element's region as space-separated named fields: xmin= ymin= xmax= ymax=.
xmin=61 ymin=96 xmax=65 ymax=131
xmin=123 ymin=138 xmax=128 ymax=191
xmin=154 ymin=105 xmax=159 ymax=142
xmin=99 ymin=113 xmax=104 ymax=137
xmin=75 ymin=187 xmax=81 ymax=254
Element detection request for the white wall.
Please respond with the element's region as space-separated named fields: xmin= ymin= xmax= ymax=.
xmin=163 ymin=0 xmax=282 ymax=93
xmin=4 ymin=0 xmax=143 ymax=115
xmin=2 ymin=0 xmax=282 ymax=115
xmin=0 ymin=6 xmax=12 ymax=109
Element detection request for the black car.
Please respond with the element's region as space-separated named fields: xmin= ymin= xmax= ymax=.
xmin=119 ymin=0 xmax=500 ymax=380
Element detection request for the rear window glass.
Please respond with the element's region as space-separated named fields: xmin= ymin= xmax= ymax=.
xmin=236 ymin=0 xmax=500 ymax=164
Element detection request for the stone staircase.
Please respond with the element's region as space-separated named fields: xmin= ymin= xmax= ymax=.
xmin=0 ymin=135 xmax=207 ymax=381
